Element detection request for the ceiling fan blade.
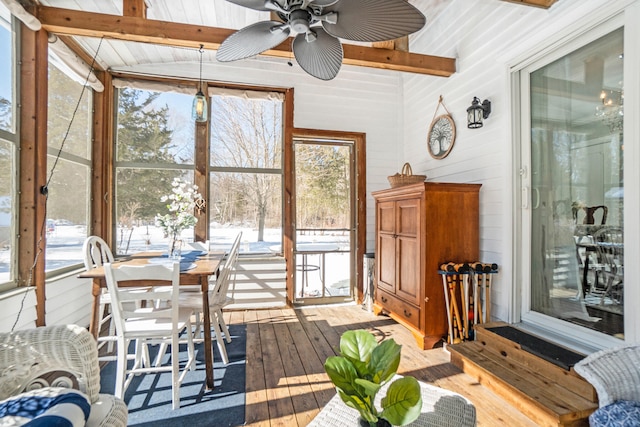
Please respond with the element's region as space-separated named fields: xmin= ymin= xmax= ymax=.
xmin=322 ymin=0 xmax=426 ymax=42
xmin=225 ymin=0 xmax=270 ymax=11
xmin=293 ymin=28 xmax=343 ymax=81
xmin=217 ymin=21 xmax=291 ymax=62
xmin=309 ymin=0 xmax=339 ymax=6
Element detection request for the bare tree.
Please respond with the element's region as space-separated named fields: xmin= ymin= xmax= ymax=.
xmin=210 ymin=96 xmax=282 ymax=241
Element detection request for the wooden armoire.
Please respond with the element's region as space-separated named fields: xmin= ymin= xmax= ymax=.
xmin=372 ymin=182 xmax=481 ymax=349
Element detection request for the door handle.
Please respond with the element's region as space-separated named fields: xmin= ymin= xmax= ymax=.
xmin=532 ymin=187 xmax=540 ymax=209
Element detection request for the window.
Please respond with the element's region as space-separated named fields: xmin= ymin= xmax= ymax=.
xmin=0 ymin=2 xmax=16 ymax=287
xmin=0 ymin=2 xmax=14 ymax=134
xmin=209 ymin=89 xmax=284 ymax=253
xmin=45 ymin=62 xmax=92 ymax=273
xmin=114 ymin=86 xmax=195 ymax=255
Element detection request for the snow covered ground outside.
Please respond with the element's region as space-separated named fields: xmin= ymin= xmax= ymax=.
xmin=0 ymin=223 xmax=353 ymax=299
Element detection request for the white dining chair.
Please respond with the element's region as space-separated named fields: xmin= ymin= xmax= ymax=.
xmin=83 ymin=236 xmax=116 ymax=356
xmin=179 ymin=232 xmax=242 ymax=365
xmin=104 ymin=262 xmax=196 ymax=410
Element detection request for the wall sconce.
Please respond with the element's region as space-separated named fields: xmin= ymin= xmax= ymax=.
xmin=467 ymin=97 xmax=491 ymax=129
xmin=192 ymin=44 xmax=208 ymax=123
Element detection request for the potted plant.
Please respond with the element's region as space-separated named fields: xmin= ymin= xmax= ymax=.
xmin=324 ymin=330 xmax=423 ymax=427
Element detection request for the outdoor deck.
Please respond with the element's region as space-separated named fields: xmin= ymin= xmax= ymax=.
xmin=230 ymin=304 xmax=539 ymax=427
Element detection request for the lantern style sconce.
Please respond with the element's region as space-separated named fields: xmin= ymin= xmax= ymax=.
xmin=467 ymin=97 xmax=492 ymax=129
xmin=192 ymin=44 xmax=208 ymax=123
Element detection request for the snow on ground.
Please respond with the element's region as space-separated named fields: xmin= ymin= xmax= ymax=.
xmin=0 ymin=224 xmax=353 ymax=299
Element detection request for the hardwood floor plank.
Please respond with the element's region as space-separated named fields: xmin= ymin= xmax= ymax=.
xmin=295 ymin=307 xmax=341 ymax=363
xmin=243 ymin=309 xmax=271 ymax=427
xmin=268 ymin=309 xmax=321 ymax=426
xmin=285 ymin=311 xmax=336 ymax=408
xmin=256 ymin=309 xmax=297 ymax=427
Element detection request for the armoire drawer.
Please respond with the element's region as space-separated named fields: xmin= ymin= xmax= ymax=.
xmin=376 ymin=289 xmax=420 ymax=330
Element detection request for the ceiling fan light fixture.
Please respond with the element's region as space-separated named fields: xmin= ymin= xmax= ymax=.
xmin=289 ymin=9 xmax=311 ymax=32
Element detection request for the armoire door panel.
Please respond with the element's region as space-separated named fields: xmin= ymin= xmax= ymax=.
xmin=396 ymin=199 xmax=419 ymax=237
xmin=377 ymin=233 xmax=396 ymax=293
xmin=397 ymin=236 xmax=420 ymax=305
xmin=377 ymin=201 xmax=396 ymax=234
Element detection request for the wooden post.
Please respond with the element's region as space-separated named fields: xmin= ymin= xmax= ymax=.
xmin=194 ymin=85 xmax=209 ymax=243
xmin=91 ymin=71 xmax=114 ymax=244
xmin=18 ymin=27 xmax=49 ymax=326
xmin=283 ymin=88 xmax=295 ymax=306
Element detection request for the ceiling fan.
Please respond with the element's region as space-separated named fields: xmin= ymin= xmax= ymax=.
xmin=216 ymin=0 xmax=426 ymax=80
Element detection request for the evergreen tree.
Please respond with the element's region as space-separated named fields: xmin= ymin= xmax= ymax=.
xmin=115 ymin=88 xmax=181 ymax=226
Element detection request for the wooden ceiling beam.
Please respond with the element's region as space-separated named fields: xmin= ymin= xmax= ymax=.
xmin=35 ymin=6 xmax=456 ymax=77
xmin=500 ymin=0 xmax=558 ymax=8
xmin=122 ymin=0 xmax=147 ymax=19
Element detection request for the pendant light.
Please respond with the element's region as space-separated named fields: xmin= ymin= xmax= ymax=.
xmin=192 ymin=44 xmax=208 ymax=122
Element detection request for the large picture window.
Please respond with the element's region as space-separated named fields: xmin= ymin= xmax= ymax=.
xmin=114 ymin=86 xmax=195 ymax=255
xmin=45 ymin=62 xmax=93 ymax=273
xmin=209 ymin=89 xmax=284 ymax=253
xmin=0 ymin=3 xmax=16 ymax=287
xmin=0 ymin=2 xmax=13 ymax=134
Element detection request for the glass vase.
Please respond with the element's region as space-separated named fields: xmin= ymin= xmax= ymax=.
xmin=168 ymin=233 xmax=183 ymax=260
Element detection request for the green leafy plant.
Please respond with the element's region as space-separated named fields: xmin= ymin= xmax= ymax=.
xmin=324 ymin=330 xmax=422 ymax=426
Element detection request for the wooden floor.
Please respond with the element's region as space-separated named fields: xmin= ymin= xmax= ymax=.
xmin=225 ymin=304 xmax=539 ymax=427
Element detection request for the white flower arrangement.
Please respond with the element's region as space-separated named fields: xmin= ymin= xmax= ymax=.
xmin=155 ymin=177 xmax=202 ymax=238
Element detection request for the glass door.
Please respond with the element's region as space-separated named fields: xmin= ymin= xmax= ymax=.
xmin=292 ymin=138 xmax=355 ymax=304
xmin=521 ymin=26 xmax=624 ymax=340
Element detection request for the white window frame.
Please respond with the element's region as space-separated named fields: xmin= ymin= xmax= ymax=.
xmin=0 ymin=6 xmax=19 ymax=291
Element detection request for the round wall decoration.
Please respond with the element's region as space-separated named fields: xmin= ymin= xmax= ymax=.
xmin=427 ymin=96 xmax=456 ymax=160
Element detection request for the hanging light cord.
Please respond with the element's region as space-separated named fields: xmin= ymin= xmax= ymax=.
xmin=198 ymin=44 xmax=204 ymax=92
xmin=12 ymin=37 xmax=105 ymax=332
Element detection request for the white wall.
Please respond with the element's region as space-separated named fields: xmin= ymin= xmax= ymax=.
xmin=0 ymin=288 xmax=37 ymax=331
xmin=402 ymin=0 xmax=637 ymax=322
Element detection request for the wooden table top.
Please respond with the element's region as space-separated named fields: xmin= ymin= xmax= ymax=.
xmin=77 ymin=250 xmax=225 ymax=279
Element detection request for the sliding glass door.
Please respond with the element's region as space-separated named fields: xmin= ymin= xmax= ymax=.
xmin=521 ymin=26 xmax=624 ymax=339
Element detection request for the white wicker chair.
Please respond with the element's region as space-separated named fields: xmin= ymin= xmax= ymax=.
xmin=0 ymin=324 xmax=128 ymax=426
xmin=574 ymin=344 xmax=640 ymax=408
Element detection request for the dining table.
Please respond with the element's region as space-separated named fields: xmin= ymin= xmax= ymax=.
xmin=77 ymin=250 xmax=224 ymax=390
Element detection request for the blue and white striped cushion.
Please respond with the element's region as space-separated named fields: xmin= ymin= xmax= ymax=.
xmin=0 ymin=387 xmax=90 ymax=427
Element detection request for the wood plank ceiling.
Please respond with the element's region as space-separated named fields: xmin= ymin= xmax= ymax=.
xmin=28 ymin=0 xmax=557 ymax=80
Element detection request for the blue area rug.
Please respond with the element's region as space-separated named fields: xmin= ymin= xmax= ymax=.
xmin=100 ymin=325 xmax=246 ymax=427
